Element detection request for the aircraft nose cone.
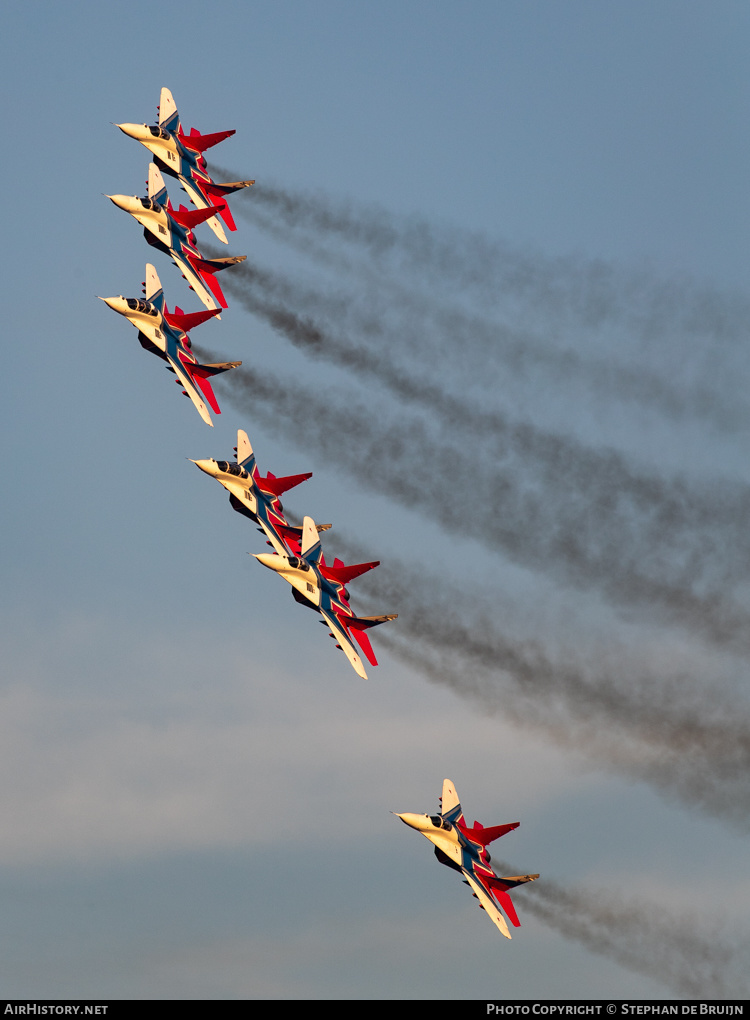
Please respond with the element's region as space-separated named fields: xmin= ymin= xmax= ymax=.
xmin=106 ymin=194 xmax=140 ymax=214
xmin=190 ymin=459 xmax=218 ymax=477
xmin=254 ymin=553 xmax=283 ymax=572
xmin=115 ymin=122 xmax=144 ymax=140
xmin=394 ymin=813 xmax=426 ymax=831
xmin=99 ymin=296 xmax=126 ymax=314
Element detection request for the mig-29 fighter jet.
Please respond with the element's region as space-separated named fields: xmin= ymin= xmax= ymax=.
xmin=192 ymin=429 xmax=331 ymax=556
xmin=116 ymin=87 xmax=254 ymax=244
xmin=100 ymin=263 xmax=240 ymax=426
xmin=107 ymin=164 xmax=246 ymax=316
xmin=254 ymin=516 xmax=397 ymax=679
xmin=395 ymin=779 xmax=539 ymax=939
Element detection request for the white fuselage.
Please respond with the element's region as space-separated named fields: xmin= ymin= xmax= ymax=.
xmin=106 ymin=195 xmax=220 ymax=314
xmin=100 ymin=295 xmax=213 ymax=426
xmin=108 ymin=193 xmax=176 ymax=246
xmin=115 ymin=124 xmax=228 ymax=243
xmin=396 ymin=813 xmax=463 ymax=865
xmin=254 ymin=553 xmax=322 ymax=607
xmin=100 ymin=296 xmax=167 ymax=353
xmin=192 ymin=459 xmax=259 ymax=517
xmin=116 ymin=123 xmax=186 ymax=173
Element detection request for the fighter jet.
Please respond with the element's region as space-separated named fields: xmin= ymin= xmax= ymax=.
xmin=192 ymin=429 xmax=331 ymax=556
xmin=115 ymin=87 xmax=254 ymax=244
xmin=106 ymin=164 xmax=246 ymax=315
xmin=100 ymin=263 xmax=240 ymax=426
xmin=254 ymin=516 xmax=397 ymax=679
xmin=395 ymin=779 xmax=539 ymax=939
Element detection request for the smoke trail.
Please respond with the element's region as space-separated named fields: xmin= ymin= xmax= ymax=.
xmin=336 ymin=549 xmax=750 ymax=829
xmin=222 ymin=175 xmax=750 ymax=356
xmin=219 ymin=258 xmax=750 ymax=581
xmin=378 ymin=632 xmax=750 ymax=828
xmin=218 ymin=255 xmax=740 ymax=433
xmin=209 ymin=366 xmax=750 ymax=823
xmin=273 ymin=519 xmax=750 ymax=826
xmin=495 ymin=866 xmax=749 ymax=999
xmin=207 ymin=360 xmax=750 ymax=653
xmin=206 ymin=180 xmax=750 ymax=988
xmin=209 ymin=229 xmax=748 ymax=434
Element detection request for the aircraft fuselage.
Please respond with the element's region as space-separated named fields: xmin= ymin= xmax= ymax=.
xmin=107 ymin=194 xmax=220 ymax=313
xmin=255 ymin=553 xmax=323 ymax=608
xmin=100 ymin=295 xmax=173 ymax=355
xmin=116 ymin=123 xmax=200 ymax=178
xmin=396 ymin=813 xmax=463 ymax=866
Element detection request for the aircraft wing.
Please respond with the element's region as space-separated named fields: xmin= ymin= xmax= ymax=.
xmin=232 ymin=496 xmax=315 ymax=559
xmin=319 ymin=606 xmax=368 ymax=679
xmin=251 ymin=510 xmax=327 ymax=559
xmin=166 ymin=352 xmax=213 ymax=426
xmin=181 ymin=177 xmax=228 ymax=244
xmin=173 ymin=251 xmax=223 ymax=314
xmin=462 ymin=870 xmax=512 ymax=939
xmin=275 ymin=520 xmax=331 ymax=558
xmin=440 ymin=779 xmax=465 ymax=826
xmin=322 ymin=560 xmax=380 ymax=585
xmin=144 ymin=263 xmax=165 ymax=312
xmin=158 ymin=87 xmax=180 ymax=133
xmin=257 ymin=512 xmax=300 ymax=558
xmin=236 ymin=429 xmax=254 ymax=468
xmin=229 ymin=493 xmax=290 ymax=556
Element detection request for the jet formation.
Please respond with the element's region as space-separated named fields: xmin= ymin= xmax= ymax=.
xmin=396 ymin=779 xmax=538 ymax=938
xmin=108 ymin=163 xmax=246 ymax=315
xmin=194 ymin=431 xmax=397 ymax=679
xmin=104 ymin=90 xmax=536 ymax=945
xmin=116 ymin=87 xmax=254 ymax=244
xmin=104 ymin=88 xmax=397 ymax=678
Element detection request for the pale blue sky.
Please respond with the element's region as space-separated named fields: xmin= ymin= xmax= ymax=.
xmin=1 ymin=0 xmax=749 ymax=1000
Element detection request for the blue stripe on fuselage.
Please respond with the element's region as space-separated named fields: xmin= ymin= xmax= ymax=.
xmin=442 ymin=803 xmax=464 ymax=826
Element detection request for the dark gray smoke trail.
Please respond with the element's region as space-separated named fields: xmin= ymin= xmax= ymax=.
xmin=219 ymin=259 xmax=750 ymax=577
xmin=495 ymin=866 xmax=749 ymax=998
xmin=338 ymin=549 xmax=750 ymax=829
xmin=209 ymin=225 xmax=748 ymax=434
xmin=208 ymin=360 xmax=750 ymax=653
xmin=377 ymin=632 xmax=750 ymax=828
xmin=207 ymin=179 xmax=750 ymax=989
xmin=206 ymin=364 xmax=750 ymax=824
xmin=218 ymin=255 xmax=715 ymax=431
xmin=256 ymin=509 xmax=750 ymax=826
xmin=221 ymin=175 xmax=750 ymax=357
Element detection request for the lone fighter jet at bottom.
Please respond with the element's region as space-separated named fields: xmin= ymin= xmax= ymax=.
xmin=396 ymin=779 xmax=538 ymax=938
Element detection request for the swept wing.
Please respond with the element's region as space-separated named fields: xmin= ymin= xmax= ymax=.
xmin=318 ymin=605 xmax=369 ymax=680
xmin=165 ymin=352 xmax=212 ymax=426
xmin=117 ymin=88 xmax=254 ymax=244
xmin=462 ymin=871 xmax=512 ymax=939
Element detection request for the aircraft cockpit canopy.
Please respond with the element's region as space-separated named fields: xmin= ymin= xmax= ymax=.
xmin=126 ymin=298 xmax=157 ymax=316
xmin=217 ymin=461 xmax=248 ymax=478
xmin=148 ymin=125 xmax=171 ymax=140
xmin=430 ymin=816 xmax=453 ymax=831
xmin=139 ymin=197 xmax=163 ymax=213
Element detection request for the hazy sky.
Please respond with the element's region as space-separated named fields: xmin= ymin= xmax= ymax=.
xmin=2 ymin=0 xmax=750 ymax=1000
